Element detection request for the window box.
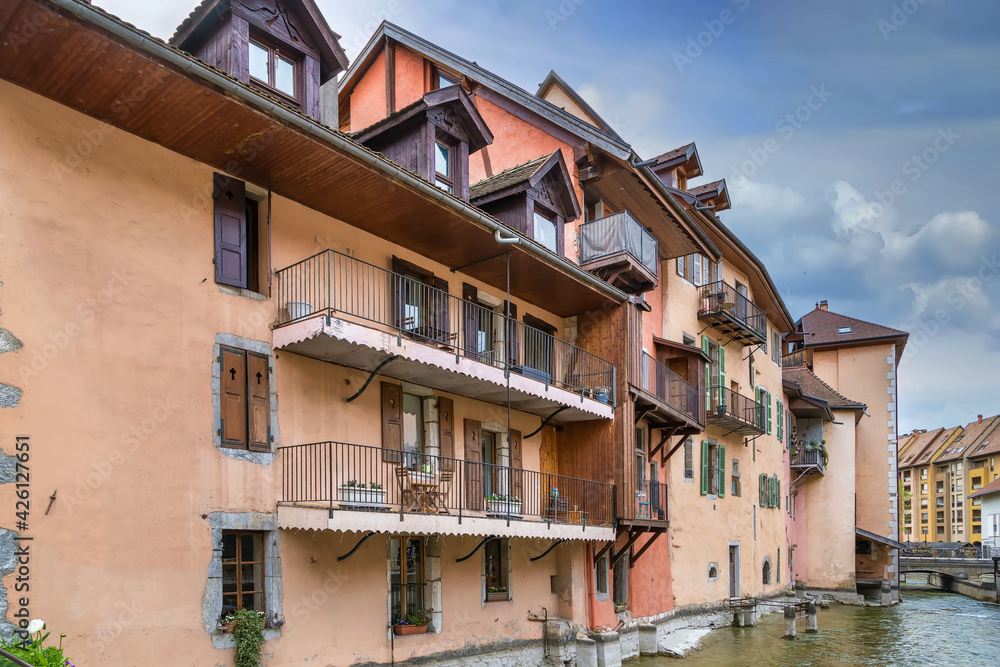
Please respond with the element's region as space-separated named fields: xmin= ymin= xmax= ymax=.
xmin=338 ymin=484 xmax=387 ymax=508
xmin=486 ymin=497 xmax=522 ymax=516
xmin=393 ymin=623 xmax=428 ymax=636
xmin=486 ymin=589 xmax=508 ymax=602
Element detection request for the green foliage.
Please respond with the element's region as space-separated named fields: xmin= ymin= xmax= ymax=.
xmin=396 ymin=609 xmax=431 ymax=626
xmin=231 ymin=609 xmax=265 ymax=667
xmin=0 ymin=622 xmax=72 ymax=667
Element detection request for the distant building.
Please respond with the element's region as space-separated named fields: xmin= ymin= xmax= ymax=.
xmin=969 ymin=478 xmax=1000 ymax=549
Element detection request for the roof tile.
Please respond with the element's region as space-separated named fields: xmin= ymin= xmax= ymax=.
xmin=783 ymin=365 xmax=865 ymax=409
xmin=469 ymin=153 xmax=552 ymax=200
xmin=798 ymin=307 xmax=908 ymax=348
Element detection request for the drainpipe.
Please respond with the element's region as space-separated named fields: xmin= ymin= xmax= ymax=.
xmin=50 ymin=0 xmax=626 ymax=307
xmin=495 ymin=229 xmax=520 ymax=245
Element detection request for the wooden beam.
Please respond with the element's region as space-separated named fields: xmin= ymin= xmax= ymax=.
xmin=663 ymin=434 xmax=688 ymax=462
xmin=649 ymin=427 xmax=676 ymax=461
xmin=629 ymin=531 xmax=663 ymax=568
xmin=612 ymin=529 xmax=645 ymax=567
xmin=384 ymin=37 xmax=395 ymax=115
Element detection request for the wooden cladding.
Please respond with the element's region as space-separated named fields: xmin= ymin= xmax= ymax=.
xmin=220 ymin=347 xmax=270 ymax=452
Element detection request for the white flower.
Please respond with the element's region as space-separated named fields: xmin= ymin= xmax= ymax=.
xmin=26 ymin=619 xmax=44 ymax=634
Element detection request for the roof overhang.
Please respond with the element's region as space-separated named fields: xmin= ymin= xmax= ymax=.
xmin=2 ymin=0 xmax=626 ymax=318
xmin=856 ymin=527 xmax=905 ymax=551
xmin=651 ymin=143 xmax=703 ymax=179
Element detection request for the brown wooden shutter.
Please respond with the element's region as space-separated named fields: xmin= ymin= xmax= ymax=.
xmin=246 ymin=352 xmax=270 ymax=452
xmin=433 ymin=276 xmax=450 ymax=342
xmin=220 ymin=347 xmax=248 ymax=448
xmin=438 ymin=397 xmax=455 ymax=471
xmin=391 ymin=256 xmax=406 ymax=329
xmin=462 ymin=283 xmax=479 ymax=356
xmin=509 ymin=429 xmax=523 ymax=501
xmin=465 ymin=419 xmax=483 ymax=509
xmin=504 ymin=301 xmax=519 ymax=368
xmin=381 ymin=382 xmax=403 ymax=463
xmin=213 ymin=173 xmax=248 ymax=288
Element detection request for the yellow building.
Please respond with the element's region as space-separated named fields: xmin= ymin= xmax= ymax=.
xmin=959 ymin=416 xmax=1000 ymax=542
xmin=897 ymin=427 xmax=962 ymax=543
xmin=933 ymin=416 xmax=1000 ymax=542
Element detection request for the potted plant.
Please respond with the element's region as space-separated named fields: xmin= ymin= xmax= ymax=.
xmin=220 ymin=609 xmax=266 ymax=634
xmin=0 ymin=619 xmax=74 ymax=667
xmin=614 ymin=601 xmax=628 ymax=613
xmin=393 ymin=609 xmax=432 ymax=636
xmin=594 ymin=386 xmax=611 ymax=404
xmin=338 ymin=480 xmax=387 ymax=508
xmin=230 ymin=609 xmax=266 ymax=667
xmin=486 ymin=494 xmax=522 ymax=515
xmin=486 ymin=586 xmax=508 ymax=602
xmin=285 ymin=300 xmax=312 ymax=321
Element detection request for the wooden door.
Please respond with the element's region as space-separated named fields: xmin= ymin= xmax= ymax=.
xmin=465 ymin=419 xmax=483 ymax=509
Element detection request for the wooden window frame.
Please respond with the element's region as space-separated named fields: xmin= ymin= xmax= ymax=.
xmin=484 ymin=538 xmax=509 ymax=602
xmin=390 ymin=535 xmax=425 ymax=624
xmin=433 ymin=136 xmax=456 ymax=194
xmin=221 ymin=531 xmax=265 ymax=617
xmin=683 ymin=437 xmax=694 ymax=480
xmin=248 ymin=34 xmax=301 ymax=105
xmin=731 ymin=458 xmax=741 ymax=497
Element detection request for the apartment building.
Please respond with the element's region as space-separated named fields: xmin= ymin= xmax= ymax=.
xmin=897 ymin=427 xmax=963 ymax=542
xmin=784 ymin=303 xmax=909 ymax=602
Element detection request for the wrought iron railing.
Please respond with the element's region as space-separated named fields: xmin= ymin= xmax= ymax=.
xmin=707 ymin=385 xmax=764 ymax=431
xmin=640 ymin=352 xmax=700 ymax=421
xmin=274 ymin=249 xmax=615 ymax=402
xmin=579 ymin=210 xmax=658 ymax=277
xmin=631 ymin=478 xmax=668 ymax=522
xmin=698 ymin=280 xmax=767 ymax=338
xmin=279 ymin=441 xmax=615 ymax=527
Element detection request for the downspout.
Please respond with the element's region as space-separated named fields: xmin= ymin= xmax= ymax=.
xmin=51 ymin=0 xmax=625 ymax=306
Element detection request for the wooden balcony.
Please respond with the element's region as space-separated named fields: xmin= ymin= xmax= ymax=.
xmin=579 ymin=211 xmax=658 ymax=293
xmin=705 ymin=386 xmax=765 ymax=436
xmin=631 ymin=352 xmax=704 ymax=432
xmin=791 ymin=448 xmax=825 ymax=476
xmin=698 ymin=280 xmax=767 ymax=346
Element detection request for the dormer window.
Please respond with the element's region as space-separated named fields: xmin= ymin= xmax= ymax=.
xmin=533 ymin=209 xmax=557 ymax=253
xmin=435 ymin=140 xmax=454 ymax=194
xmin=249 ymin=39 xmax=298 ymax=99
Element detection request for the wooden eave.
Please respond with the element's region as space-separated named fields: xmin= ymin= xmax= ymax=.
xmin=653 ymin=336 xmax=710 ymax=363
xmin=4 ymin=0 xmax=623 ymax=318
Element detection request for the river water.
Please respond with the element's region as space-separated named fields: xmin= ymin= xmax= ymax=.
xmin=638 ymin=590 xmax=999 ymax=666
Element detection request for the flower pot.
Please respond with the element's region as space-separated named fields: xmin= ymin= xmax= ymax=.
xmin=338 ymin=486 xmax=387 ymax=508
xmin=486 ymin=499 xmax=522 ymax=515
xmin=486 ymin=591 xmax=508 ymax=602
xmin=393 ymin=623 xmax=428 ymax=636
xmin=220 ymin=618 xmax=265 ymax=633
xmin=285 ymin=301 xmax=312 ymax=321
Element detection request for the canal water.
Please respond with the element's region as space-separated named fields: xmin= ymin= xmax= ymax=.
xmin=638 ymin=590 xmax=999 ymax=666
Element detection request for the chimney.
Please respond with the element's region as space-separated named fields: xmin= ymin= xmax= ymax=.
xmin=819 ymin=300 xmax=828 ymax=311
xmin=978 ymin=414 xmax=983 ymax=422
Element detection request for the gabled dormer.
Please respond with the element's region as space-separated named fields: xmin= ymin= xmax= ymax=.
xmin=689 ymin=179 xmax=731 ymax=213
xmin=650 ymin=142 xmax=703 ymax=190
xmin=352 ymin=86 xmax=493 ymax=202
xmin=170 ymin=0 xmax=349 ymax=121
xmin=470 ymin=150 xmax=580 ymax=256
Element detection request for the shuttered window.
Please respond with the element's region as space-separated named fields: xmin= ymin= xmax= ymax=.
xmin=766 ymin=391 xmax=773 ymax=435
xmin=717 ymin=444 xmax=726 ymax=498
xmin=700 ymin=440 xmax=710 ymax=495
xmin=684 ymin=437 xmax=694 ymax=479
xmin=776 ymin=400 xmax=784 ymax=443
xmin=220 ymin=347 xmax=270 ymax=452
xmin=759 ymin=474 xmax=767 ymax=507
xmin=213 ymin=174 xmax=260 ymax=291
xmin=677 ymin=256 xmax=685 ymax=277
xmin=701 ymin=441 xmax=721 ymax=496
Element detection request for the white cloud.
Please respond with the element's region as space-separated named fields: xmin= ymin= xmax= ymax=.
xmin=729 ymin=177 xmax=804 ymax=216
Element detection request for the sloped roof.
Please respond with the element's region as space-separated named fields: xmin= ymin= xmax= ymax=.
xmin=969 ymin=476 xmax=1000 ymax=499
xmin=797 ymin=306 xmax=909 ymax=350
xmin=470 ymin=154 xmax=551 ymax=200
xmin=688 ymin=179 xmax=731 ymax=212
xmin=651 ymin=142 xmax=703 ymax=178
xmin=937 ymin=415 xmax=1000 ymax=463
xmin=898 ymin=428 xmax=949 ymax=468
xmin=783 ymin=365 xmax=866 ymax=409
xmin=535 ymin=70 xmax=623 ymax=141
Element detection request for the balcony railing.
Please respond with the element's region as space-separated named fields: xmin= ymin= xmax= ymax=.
xmin=782 ymin=347 xmax=813 ymax=369
xmin=629 ymin=478 xmax=668 ymax=523
xmin=279 ymin=441 xmax=615 ymax=527
xmin=640 ymin=352 xmax=700 ymax=423
xmin=706 ymin=385 xmax=765 ymax=434
xmin=274 ymin=249 xmax=615 ymax=402
xmin=698 ymin=280 xmax=767 ymax=344
xmin=579 ymin=210 xmax=658 ymax=276
xmin=790 ymin=448 xmax=825 ymax=474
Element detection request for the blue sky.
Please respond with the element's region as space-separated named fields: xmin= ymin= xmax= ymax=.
xmin=100 ymin=0 xmax=999 ymax=434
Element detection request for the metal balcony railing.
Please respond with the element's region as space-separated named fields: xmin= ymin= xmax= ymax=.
xmin=630 ymin=478 xmax=668 ymax=523
xmin=274 ymin=249 xmax=615 ymax=402
xmin=579 ymin=211 xmax=658 ymax=277
xmin=791 ymin=448 xmax=824 ymax=469
xmin=640 ymin=352 xmax=700 ymax=422
xmin=707 ymin=385 xmax=765 ymax=433
xmin=698 ymin=280 xmax=767 ymax=341
xmin=279 ymin=441 xmax=615 ymax=527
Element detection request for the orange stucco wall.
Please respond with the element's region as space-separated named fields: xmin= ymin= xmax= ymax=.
xmin=394 ymin=45 xmax=426 ymax=111
xmin=349 ymin=49 xmax=387 ymax=132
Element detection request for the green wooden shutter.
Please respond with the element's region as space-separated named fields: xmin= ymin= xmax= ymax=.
xmin=777 ymin=401 xmax=784 ymax=443
xmin=717 ymin=445 xmax=726 ymax=497
xmin=759 ymin=474 xmax=766 ymax=506
xmin=700 ymin=440 xmax=710 ymax=495
xmin=766 ymin=391 xmax=773 ymax=434
xmin=771 ymin=475 xmax=778 ymax=508
xmin=701 ymin=337 xmax=711 ymax=408
xmin=718 ymin=346 xmax=726 ymax=391
xmin=777 ymin=478 xmax=782 ymax=511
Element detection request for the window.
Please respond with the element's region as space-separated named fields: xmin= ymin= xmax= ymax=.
xmin=594 ymin=552 xmax=610 ymax=600
xmin=920 ymin=468 xmax=927 ymax=480
xmin=221 ymin=531 xmax=265 ymax=616
xmin=635 ymin=424 xmax=648 ymax=494
xmin=390 ymin=536 xmax=424 ymax=623
xmin=613 ymin=553 xmax=628 ymax=607
xmin=903 ymin=471 xmax=911 ymax=481
xmin=432 ymin=65 xmax=458 ymax=90
xmin=692 ymin=254 xmax=702 ymax=286
xmin=700 ymin=440 xmax=724 ymax=497
xmin=684 ymin=437 xmax=694 ymax=480
xmin=762 ymin=558 xmax=771 ymax=585
xmin=484 ymin=539 xmax=509 ymax=601
xmin=936 ymin=526 xmax=944 ymax=535
xmin=434 ymin=141 xmax=454 ymax=193
xmin=249 ymin=39 xmax=297 ymax=98
xmin=402 ymin=393 xmax=425 ymax=466
xmin=731 ymin=458 xmax=741 ymax=496
xmin=533 ymin=210 xmax=557 ymax=253
xmin=920 ymin=483 xmax=927 ymax=494
xmin=920 ymin=512 xmax=928 ymax=523
xmin=213 ymin=174 xmax=262 ymax=291
xmin=771 ymin=329 xmax=781 ymax=363
xmin=920 ymin=498 xmax=928 ymax=509
xmin=972 ymin=476 xmax=982 ymax=490
xmin=776 ymin=400 xmax=784 ymax=443
xmin=937 ymin=511 xmax=944 ymax=523
xmin=220 ymin=346 xmax=271 ymax=452
xmin=936 ymin=480 xmax=944 ymax=493
xmin=676 ymin=255 xmax=684 ymax=277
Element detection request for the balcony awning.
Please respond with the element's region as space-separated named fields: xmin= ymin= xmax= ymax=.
xmin=856 ymin=527 xmax=905 ymax=551
xmin=277 ymin=505 xmax=616 ymax=542
xmin=273 ymin=316 xmax=614 ymax=422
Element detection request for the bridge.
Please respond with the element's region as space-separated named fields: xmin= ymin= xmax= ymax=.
xmin=899 ymin=556 xmax=996 ymax=580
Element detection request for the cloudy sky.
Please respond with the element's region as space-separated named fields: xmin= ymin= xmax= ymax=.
xmin=99 ymin=0 xmax=999 ymax=434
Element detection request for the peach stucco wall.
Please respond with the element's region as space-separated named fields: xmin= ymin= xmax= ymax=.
xmin=0 ymin=77 xmax=589 ymax=665
xmin=349 ymin=49 xmax=387 ymax=132
xmin=394 ymin=45 xmax=426 ymax=111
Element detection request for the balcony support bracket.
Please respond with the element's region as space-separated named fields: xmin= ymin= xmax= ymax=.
xmin=529 ymin=540 xmax=567 ymax=562
xmin=456 ymin=536 xmax=497 ymax=563
xmin=449 ymin=250 xmax=510 ymax=273
xmin=661 ymin=431 xmax=688 ymax=463
xmin=743 ymin=434 xmax=760 ymax=448
xmin=742 ymin=343 xmax=764 ymax=361
xmin=525 ymin=406 xmax=570 ymax=439
xmin=649 ymin=427 xmax=678 ymax=461
xmin=346 ymin=355 xmax=400 ymax=403
xmin=612 ymin=530 xmax=644 ymax=568
xmin=629 ymin=530 xmax=663 ymax=568
xmin=337 ymin=532 xmax=377 ymax=562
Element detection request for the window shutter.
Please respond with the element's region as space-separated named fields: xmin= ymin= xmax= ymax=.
xmin=462 ymin=283 xmax=479 ymax=357
xmin=438 ymin=397 xmax=455 ymax=470
xmin=718 ymin=345 xmax=726 ymax=390
xmin=246 ymin=352 xmax=270 ymax=452
xmin=766 ymin=391 xmax=773 ymax=434
xmin=213 ymin=174 xmax=248 ymax=288
xmin=693 ymin=254 xmax=702 ymax=286
xmin=700 ymin=440 xmax=710 ymax=495
xmin=504 ymin=301 xmax=519 ymax=368
xmin=380 ymin=382 xmax=403 ymax=463
xmin=391 ymin=256 xmax=406 ymax=328
xmin=717 ymin=444 xmax=726 ymax=498
xmin=701 ymin=336 xmax=711 ymax=407
xmin=510 ymin=429 xmax=523 ymax=500
xmin=220 ymin=348 xmax=248 ymax=448
xmin=702 ymin=255 xmax=710 ymax=286
xmin=465 ymin=419 xmax=483 ymax=509
xmin=771 ymin=475 xmax=778 ymax=508
xmin=433 ymin=276 xmax=450 ymax=341
xmin=777 ymin=401 xmax=784 ymax=443
xmin=716 ymin=261 xmax=723 ymax=283
xmin=777 ymin=478 xmax=782 ymax=511
xmin=759 ymin=474 xmax=767 ymax=506
xmin=677 ymin=256 xmax=685 ymax=276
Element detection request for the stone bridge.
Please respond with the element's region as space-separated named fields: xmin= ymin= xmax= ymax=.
xmin=899 ymin=556 xmax=995 ymax=580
